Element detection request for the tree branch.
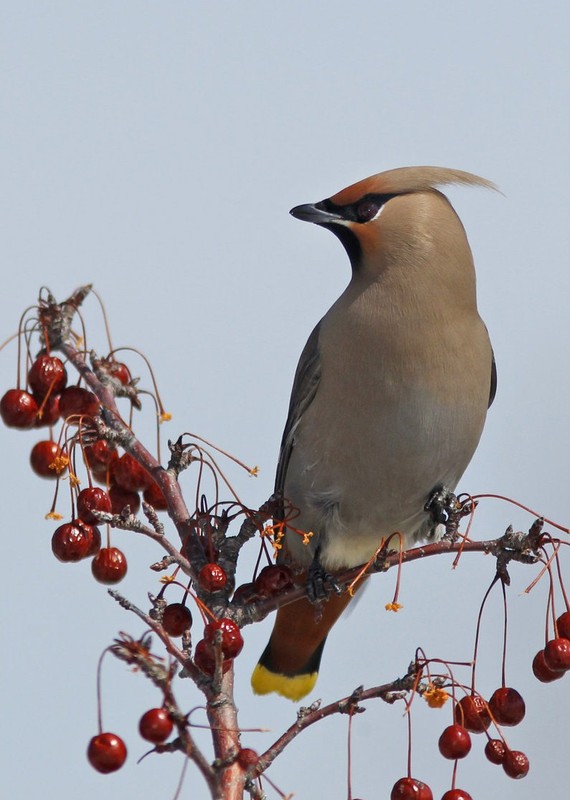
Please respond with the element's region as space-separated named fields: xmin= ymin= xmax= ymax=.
xmin=255 ymin=668 xmax=419 ymax=774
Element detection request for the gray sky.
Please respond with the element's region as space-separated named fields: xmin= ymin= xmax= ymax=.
xmin=2 ymin=2 xmax=569 ymax=799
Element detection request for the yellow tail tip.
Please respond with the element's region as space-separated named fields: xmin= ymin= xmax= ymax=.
xmin=251 ymin=662 xmax=317 ymax=701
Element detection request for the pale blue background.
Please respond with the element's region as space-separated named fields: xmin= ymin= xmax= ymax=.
xmin=2 ymin=2 xmax=569 ymax=798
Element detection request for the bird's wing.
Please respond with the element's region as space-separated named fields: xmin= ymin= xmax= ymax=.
xmin=275 ymin=321 xmax=322 ymax=497
xmin=489 ymin=350 xmax=497 ymax=408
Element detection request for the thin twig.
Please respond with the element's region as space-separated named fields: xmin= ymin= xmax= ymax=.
xmin=255 ymin=670 xmax=417 ymax=774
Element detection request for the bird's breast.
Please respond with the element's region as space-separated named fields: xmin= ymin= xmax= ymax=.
xmin=283 ymin=296 xmax=492 ymax=569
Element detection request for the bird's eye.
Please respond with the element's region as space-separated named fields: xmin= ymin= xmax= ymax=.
xmin=355 ymin=200 xmax=380 ymax=222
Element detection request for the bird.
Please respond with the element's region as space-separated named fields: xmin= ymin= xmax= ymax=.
xmin=251 ymin=166 xmax=497 ymax=701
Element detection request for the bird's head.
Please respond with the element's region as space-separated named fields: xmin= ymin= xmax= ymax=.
xmin=290 ymin=166 xmax=496 ymax=279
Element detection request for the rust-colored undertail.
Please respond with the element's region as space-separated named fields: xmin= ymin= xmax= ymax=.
xmin=251 ymin=582 xmax=364 ymax=701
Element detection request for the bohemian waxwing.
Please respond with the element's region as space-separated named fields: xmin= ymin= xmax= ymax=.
xmin=251 ymin=166 xmax=497 ymax=701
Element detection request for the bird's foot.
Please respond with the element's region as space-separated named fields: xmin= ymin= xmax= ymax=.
xmin=425 ymin=485 xmax=459 ymax=524
xmin=372 ymin=538 xmax=396 ymax=570
xmin=306 ymin=555 xmax=342 ymax=602
xmin=425 ymin=486 xmax=470 ymax=539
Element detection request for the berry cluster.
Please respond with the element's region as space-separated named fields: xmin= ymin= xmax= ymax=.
xmin=82 ymin=527 xmax=297 ymax=777
xmin=159 ymin=563 xmax=293 ymax=677
xmin=387 ymin=681 xmax=530 ymax=800
xmin=1 ymin=349 xmax=142 ymax=581
xmin=451 ymin=687 xmax=529 ymax=779
xmin=532 ymin=610 xmax=570 ymax=681
xmin=388 ymin=682 xmax=529 ymax=799
xmin=232 ymin=564 xmax=294 ymax=603
xmin=85 ymin=601 xmax=261 ymax=776
xmin=87 ymin=706 xmax=176 ymax=774
xmin=0 ymin=295 xmax=174 ymax=586
xmin=84 ymin=559 xmax=296 ymax=776
xmin=87 ymin=725 xmax=259 ymax=777
xmin=386 ymin=544 xmax=570 ymax=800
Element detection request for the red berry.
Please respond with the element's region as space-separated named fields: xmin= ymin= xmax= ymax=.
xmin=484 ymin=738 xmax=506 ymax=765
xmin=84 ymin=523 xmax=102 ymax=557
xmin=87 ymin=732 xmax=127 ymax=773
xmin=138 ymin=708 xmax=173 ymax=743
xmin=416 ymin=784 xmax=433 ymax=800
xmin=85 ymin=439 xmax=118 ymax=470
xmin=72 ymin=519 xmax=99 ymax=557
xmin=51 ymin=520 xmax=95 ymax=562
xmin=86 ymin=440 xmax=117 ymax=465
xmin=101 ymin=358 xmax=132 ymax=386
xmin=114 ymin=452 xmax=151 ymax=492
xmin=544 ymin=637 xmax=570 ymax=671
xmin=30 ymin=440 xmax=67 ymax=479
xmin=390 ymin=777 xmax=433 ymax=800
xmin=28 ymin=355 xmax=67 ymax=398
xmin=194 ymin=639 xmax=232 ymax=676
xmin=77 ymin=487 xmax=112 ymax=524
xmin=59 ymin=386 xmax=100 ymax=420
xmin=438 ymin=724 xmax=472 ymax=759
xmin=91 ymin=547 xmax=127 ymax=584
xmin=204 ymin=618 xmax=244 ymax=658
xmin=502 ymin=749 xmax=530 ymax=779
xmin=488 ymin=687 xmax=526 ymax=726
xmin=1 ymin=389 xmax=38 ymax=428
xmin=198 ymin=563 xmax=227 ymax=592
xmin=114 ymin=363 xmax=131 ymax=385
xmin=162 ymin=603 xmax=193 ymax=636
xmin=143 ymin=481 xmax=168 ymax=511
xmin=557 ymin=610 xmax=570 ymax=640
xmin=453 ymin=695 xmax=491 ymax=733
xmin=33 ymin=393 xmax=61 ymax=426
xmin=232 ymin=582 xmax=258 ymax=604
xmin=253 ymin=564 xmax=294 ymax=597
xmin=441 ymin=791 xmax=473 ymax=800
xmin=532 ymin=649 xmax=564 ymax=682
xmin=109 ymin=482 xmax=141 ymax=515
xmin=237 ymin=748 xmax=258 ymax=769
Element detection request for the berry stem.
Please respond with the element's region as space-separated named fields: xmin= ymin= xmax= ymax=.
xmin=347 ymin=711 xmax=354 ymax=800
xmin=451 ymin=756 xmax=458 ymax=789
xmin=472 ymin=493 xmax=570 ymax=535
xmin=471 ymin=574 xmax=499 ymax=693
xmin=406 ymin=703 xmax=413 ymax=778
xmin=500 ymin=579 xmax=508 ymax=688
xmin=95 ymin=648 xmax=110 ymax=733
xmin=554 ymin=546 xmax=570 ymax=611
xmin=91 ymin=288 xmax=115 ymax=356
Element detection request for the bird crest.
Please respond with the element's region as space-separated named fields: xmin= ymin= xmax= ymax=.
xmin=330 ymin=166 xmax=497 ymax=206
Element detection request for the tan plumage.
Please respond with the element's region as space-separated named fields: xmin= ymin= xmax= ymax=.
xmin=329 ymin=166 xmax=496 ymax=204
xmin=252 ymin=166 xmax=496 ymax=700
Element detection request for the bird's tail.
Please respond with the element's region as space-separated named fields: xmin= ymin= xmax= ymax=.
xmin=251 ymin=590 xmax=357 ymax=701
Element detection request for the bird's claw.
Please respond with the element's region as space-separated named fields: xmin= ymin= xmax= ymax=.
xmin=424 ymin=485 xmax=460 ymax=525
xmin=425 ymin=486 xmax=473 ymax=539
xmin=306 ymin=558 xmax=342 ymax=602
